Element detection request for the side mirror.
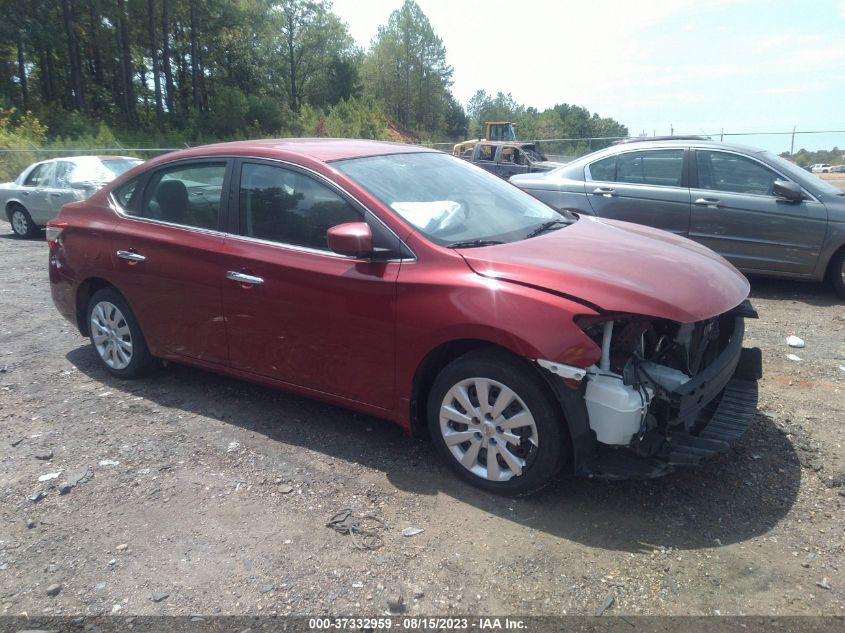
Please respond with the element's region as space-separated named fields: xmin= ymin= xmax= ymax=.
xmin=327 ymin=222 xmax=374 ymax=258
xmin=773 ymin=179 xmax=803 ymax=202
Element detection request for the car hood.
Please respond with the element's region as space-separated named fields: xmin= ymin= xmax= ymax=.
xmin=458 ymin=216 xmax=749 ymax=323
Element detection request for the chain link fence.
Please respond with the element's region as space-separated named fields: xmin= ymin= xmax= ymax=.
xmin=2 ymin=129 xmax=844 ymax=180
xmin=0 ymin=145 xmax=184 ymax=182
xmin=428 ymin=129 xmax=845 ymax=164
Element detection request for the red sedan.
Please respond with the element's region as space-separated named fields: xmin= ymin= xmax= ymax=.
xmin=48 ymin=139 xmax=761 ymax=494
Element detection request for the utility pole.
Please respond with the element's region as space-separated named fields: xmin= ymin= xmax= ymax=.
xmin=790 ymin=125 xmax=796 ymax=155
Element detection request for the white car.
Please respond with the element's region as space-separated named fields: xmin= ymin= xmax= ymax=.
xmin=1 ymin=155 xmax=142 ymax=238
xmin=811 ymin=163 xmax=832 ymax=173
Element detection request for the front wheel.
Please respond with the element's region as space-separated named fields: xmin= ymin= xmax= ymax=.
xmin=829 ymin=249 xmax=845 ymax=299
xmin=86 ymin=288 xmax=154 ymax=379
xmin=427 ymin=349 xmax=566 ymax=495
xmin=9 ymin=205 xmax=38 ymax=238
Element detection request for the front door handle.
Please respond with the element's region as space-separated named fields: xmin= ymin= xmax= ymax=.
xmin=226 ymin=271 xmax=264 ymax=286
xmin=116 ymin=250 xmax=146 ymax=262
xmin=50 ymin=192 xmax=63 ymax=197
xmin=694 ymin=197 xmax=721 ymax=207
xmin=592 ymin=187 xmax=615 ymax=196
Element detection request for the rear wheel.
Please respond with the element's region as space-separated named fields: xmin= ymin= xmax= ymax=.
xmin=8 ymin=205 xmax=38 ymax=238
xmin=86 ymin=288 xmax=154 ymax=379
xmin=427 ymin=349 xmax=565 ymax=495
xmin=829 ymin=248 xmax=845 ymax=299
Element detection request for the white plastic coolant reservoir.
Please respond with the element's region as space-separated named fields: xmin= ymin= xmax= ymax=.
xmin=584 ymin=374 xmax=653 ymax=446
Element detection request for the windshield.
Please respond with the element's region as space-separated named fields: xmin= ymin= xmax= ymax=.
xmin=761 ymin=152 xmax=844 ymax=196
xmin=333 ymin=152 xmax=569 ymax=246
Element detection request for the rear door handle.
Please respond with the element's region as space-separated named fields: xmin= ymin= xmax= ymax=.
xmin=694 ymin=197 xmax=721 ymax=207
xmin=116 ymin=250 xmax=146 ymax=262
xmin=50 ymin=192 xmax=63 ymax=197
xmin=226 ymin=271 xmax=264 ymax=286
xmin=592 ymin=187 xmax=615 ymax=196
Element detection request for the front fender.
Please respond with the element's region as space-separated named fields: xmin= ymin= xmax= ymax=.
xmin=814 ymin=219 xmax=845 ymax=280
xmin=394 ymin=262 xmax=602 ymax=425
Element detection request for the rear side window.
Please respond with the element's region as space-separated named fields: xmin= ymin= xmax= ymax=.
xmin=696 ymin=151 xmax=780 ymax=196
xmin=618 ymin=150 xmax=684 ymax=186
xmin=23 ymin=163 xmax=52 ymax=187
xmin=238 ymin=163 xmax=362 ymax=250
xmin=54 ymin=162 xmax=75 ymax=189
xmin=133 ymin=162 xmax=226 ymax=230
xmin=587 ymin=150 xmax=684 ymax=187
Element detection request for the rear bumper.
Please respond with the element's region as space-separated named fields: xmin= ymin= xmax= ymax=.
xmin=48 ymin=250 xmax=78 ymax=327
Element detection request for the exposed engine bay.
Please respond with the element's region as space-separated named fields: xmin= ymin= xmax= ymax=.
xmin=579 ymin=310 xmax=737 ymax=445
xmin=540 ymin=300 xmax=762 ymax=477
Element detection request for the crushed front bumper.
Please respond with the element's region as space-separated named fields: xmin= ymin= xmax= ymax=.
xmin=542 ymin=302 xmax=763 ymax=480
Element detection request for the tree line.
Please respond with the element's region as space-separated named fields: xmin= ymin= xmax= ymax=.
xmin=0 ymin=0 xmax=627 ymax=151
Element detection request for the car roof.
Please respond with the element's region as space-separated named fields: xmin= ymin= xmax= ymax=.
xmin=37 ymin=155 xmax=140 ymax=165
xmin=569 ymin=137 xmax=766 ymax=165
xmin=178 ymin=138 xmax=435 ymax=163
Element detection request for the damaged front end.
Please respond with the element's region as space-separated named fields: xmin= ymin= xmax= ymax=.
xmin=539 ymin=300 xmax=762 ymax=479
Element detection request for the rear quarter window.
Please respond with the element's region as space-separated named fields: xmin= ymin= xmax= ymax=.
xmin=113 ymin=177 xmax=142 ymax=211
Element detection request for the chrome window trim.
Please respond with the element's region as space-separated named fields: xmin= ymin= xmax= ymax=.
xmin=109 ymin=154 xmax=417 ymax=263
xmin=223 ymin=231 xmax=385 ymax=261
xmin=692 ymin=147 xmax=821 ymax=204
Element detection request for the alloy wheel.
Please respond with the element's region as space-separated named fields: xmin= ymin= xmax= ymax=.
xmin=90 ymin=301 xmax=134 ymax=370
xmin=11 ymin=209 xmax=28 ymax=236
xmin=439 ymin=377 xmax=538 ymax=482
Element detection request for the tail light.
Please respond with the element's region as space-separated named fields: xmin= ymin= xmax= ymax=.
xmin=46 ymin=222 xmax=67 ymax=249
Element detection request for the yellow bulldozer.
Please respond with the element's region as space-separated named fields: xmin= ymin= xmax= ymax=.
xmin=453 ymin=121 xmax=518 ymax=157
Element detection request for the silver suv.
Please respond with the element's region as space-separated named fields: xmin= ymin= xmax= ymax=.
xmin=511 ymin=139 xmax=845 ymax=297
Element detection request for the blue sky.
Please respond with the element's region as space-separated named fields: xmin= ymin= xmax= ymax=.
xmin=330 ymin=0 xmax=845 ymax=153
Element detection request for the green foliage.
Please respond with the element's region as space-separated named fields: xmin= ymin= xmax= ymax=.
xmin=362 ymin=0 xmax=453 ymax=137
xmin=0 ymin=0 xmax=628 ymax=157
xmin=321 ymin=98 xmax=390 ymax=140
xmin=784 ymin=147 xmax=844 ymax=167
xmin=204 ymin=86 xmax=249 ymax=138
xmin=0 ymin=108 xmax=48 ymax=181
xmin=287 ymin=103 xmax=322 ymax=136
xmin=464 ymin=89 xmax=628 ymax=156
xmin=445 ymin=94 xmax=469 ymax=141
xmin=246 ymin=95 xmax=292 ymax=136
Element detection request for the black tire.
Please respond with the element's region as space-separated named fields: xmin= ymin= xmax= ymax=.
xmin=8 ymin=204 xmax=39 ymax=239
xmin=85 ymin=287 xmax=155 ymax=379
xmin=427 ymin=348 xmax=566 ymax=496
xmin=829 ymin=249 xmax=845 ymax=299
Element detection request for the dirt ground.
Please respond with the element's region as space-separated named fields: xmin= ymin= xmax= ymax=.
xmin=0 ymin=231 xmax=843 ymax=619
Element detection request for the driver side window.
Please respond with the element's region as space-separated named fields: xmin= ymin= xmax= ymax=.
xmin=697 ymin=151 xmax=780 ymax=196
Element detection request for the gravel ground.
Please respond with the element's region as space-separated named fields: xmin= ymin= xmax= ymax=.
xmin=0 ymin=232 xmax=843 ymax=618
